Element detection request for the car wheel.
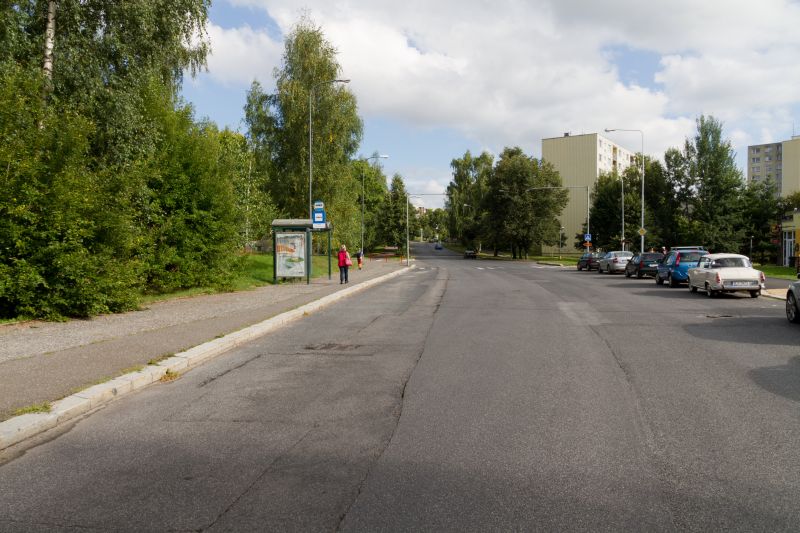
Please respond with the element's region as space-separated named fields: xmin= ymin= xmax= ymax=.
xmin=750 ymin=290 xmax=760 ymax=298
xmin=787 ymin=293 xmax=800 ymax=323
xmin=705 ymin=283 xmax=716 ymax=297
xmin=625 ymin=269 xmax=631 ymax=278
xmin=606 ymin=265 xmax=611 ymax=274
xmin=655 ymin=274 xmax=664 ymax=285
xmin=597 ymin=265 xmax=603 ymax=274
xmin=689 ymin=278 xmax=697 ymax=293
xmin=636 ymin=271 xmax=643 ymax=279
xmin=668 ymin=274 xmax=678 ymax=288
xmin=577 ymin=265 xmax=583 ymax=271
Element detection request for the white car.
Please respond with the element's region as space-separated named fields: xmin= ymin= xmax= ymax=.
xmin=687 ymin=253 xmax=765 ymax=298
xmin=597 ymin=251 xmax=633 ymax=274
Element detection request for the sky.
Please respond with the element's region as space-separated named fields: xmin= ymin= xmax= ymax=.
xmin=181 ymin=0 xmax=800 ymax=208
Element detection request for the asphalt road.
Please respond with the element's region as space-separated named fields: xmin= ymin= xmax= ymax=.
xmin=2 ymin=243 xmax=800 ymax=531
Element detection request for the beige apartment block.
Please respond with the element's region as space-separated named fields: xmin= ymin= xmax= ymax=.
xmin=541 ymin=133 xmax=636 ymax=254
xmin=747 ymin=141 xmax=783 ymax=190
xmin=782 ymin=136 xmax=800 ymax=196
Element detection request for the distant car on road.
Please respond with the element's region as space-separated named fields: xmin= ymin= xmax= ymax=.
xmin=655 ymin=249 xmax=709 ymax=287
xmin=786 ymin=274 xmax=800 ymax=323
xmin=687 ymin=253 xmax=765 ymax=298
xmin=577 ymin=252 xmax=602 ymax=271
xmin=464 ymin=250 xmax=477 ymax=259
xmin=597 ymin=251 xmax=633 ymax=274
xmin=624 ymin=252 xmax=664 ymax=278
xmin=434 ymin=242 xmax=443 ymax=250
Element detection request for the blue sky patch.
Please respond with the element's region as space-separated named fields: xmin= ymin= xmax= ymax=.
xmin=211 ymin=0 xmax=282 ymax=40
xmin=603 ymin=45 xmax=662 ymax=90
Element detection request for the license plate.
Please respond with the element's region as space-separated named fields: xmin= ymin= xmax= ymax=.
xmin=647 ymin=263 xmax=657 ymax=267
xmin=729 ymin=281 xmax=756 ymax=287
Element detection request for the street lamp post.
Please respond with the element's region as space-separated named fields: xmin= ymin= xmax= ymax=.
xmin=559 ymin=226 xmax=564 ymax=259
xmin=358 ymin=154 xmax=388 ymax=255
xmin=309 ymin=79 xmax=350 ymax=220
xmin=605 ymin=128 xmax=644 ymax=252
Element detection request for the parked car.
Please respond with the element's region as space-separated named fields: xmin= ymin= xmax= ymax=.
xmin=786 ymin=274 xmax=800 ymax=323
xmin=434 ymin=242 xmax=443 ymax=250
xmin=655 ymin=248 xmax=709 ymax=287
xmin=597 ymin=251 xmax=633 ymax=274
xmin=464 ymin=249 xmax=477 ymax=259
xmin=577 ymin=252 xmax=602 ymax=271
xmin=687 ymin=254 xmax=765 ymax=298
xmin=624 ymin=252 xmax=664 ymax=278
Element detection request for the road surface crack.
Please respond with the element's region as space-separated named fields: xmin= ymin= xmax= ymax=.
xmin=335 ymin=270 xmax=449 ymax=531
xmin=197 ymin=427 xmax=314 ymax=532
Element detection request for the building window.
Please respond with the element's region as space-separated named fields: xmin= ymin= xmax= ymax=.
xmin=752 ymin=157 xmax=760 ymax=163
xmin=753 ymin=166 xmax=761 ymax=173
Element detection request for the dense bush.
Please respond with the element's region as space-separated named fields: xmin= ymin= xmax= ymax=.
xmin=0 ymin=62 xmax=249 ymax=319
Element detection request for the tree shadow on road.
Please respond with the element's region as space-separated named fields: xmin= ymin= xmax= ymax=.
xmin=748 ymin=356 xmax=800 ymax=403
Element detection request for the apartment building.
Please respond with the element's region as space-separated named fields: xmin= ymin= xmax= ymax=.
xmin=747 ymin=142 xmax=783 ymax=190
xmin=781 ymin=136 xmax=800 ymax=196
xmin=541 ymin=133 xmax=637 ymax=254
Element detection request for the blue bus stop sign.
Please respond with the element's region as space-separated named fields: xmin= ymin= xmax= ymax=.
xmin=312 ymin=200 xmax=326 ymax=229
xmin=584 ymin=233 xmax=592 ymax=242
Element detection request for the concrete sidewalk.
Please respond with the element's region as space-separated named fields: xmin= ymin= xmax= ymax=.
xmin=0 ymin=259 xmax=406 ymax=423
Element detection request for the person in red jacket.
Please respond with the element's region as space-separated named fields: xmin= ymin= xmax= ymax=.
xmin=337 ymin=244 xmax=351 ymax=284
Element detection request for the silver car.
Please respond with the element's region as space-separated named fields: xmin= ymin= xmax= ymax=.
xmin=787 ymin=274 xmax=800 ymax=323
xmin=597 ymin=251 xmax=633 ymax=274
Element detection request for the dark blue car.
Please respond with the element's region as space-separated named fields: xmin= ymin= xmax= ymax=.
xmin=656 ymin=248 xmax=709 ymax=287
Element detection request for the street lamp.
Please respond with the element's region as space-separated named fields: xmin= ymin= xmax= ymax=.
xmin=559 ymin=226 xmax=565 ymax=259
xmin=358 ymin=154 xmax=388 ymax=255
xmin=309 ymin=78 xmax=350 ymax=220
xmin=605 ymin=128 xmax=644 ymax=252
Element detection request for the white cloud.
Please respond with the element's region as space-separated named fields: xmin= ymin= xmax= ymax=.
xmin=203 ymin=0 xmax=800 ymax=200
xmin=203 ymin=23 xmax=282 ymax=87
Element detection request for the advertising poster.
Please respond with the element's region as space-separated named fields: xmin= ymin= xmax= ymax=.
xmin=275 ymin=232 xmax=306 ymax=277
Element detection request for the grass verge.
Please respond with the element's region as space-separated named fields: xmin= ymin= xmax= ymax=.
xmin=13 ymin=402 xmax=52 ymax=416
xmin=756 ymin=264 xmax=798 ymax=280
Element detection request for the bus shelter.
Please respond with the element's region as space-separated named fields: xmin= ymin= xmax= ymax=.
xmin=271 ymin=219 xmax=332 ymax=284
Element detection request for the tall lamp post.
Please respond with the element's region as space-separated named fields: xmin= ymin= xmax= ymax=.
xmin=358 ymin=154 xmax=388 ymax=255
xmin=309 ymin=78 xmax=350 ymax=220
xmin=605 ymin=128 xmax=644 ymax=252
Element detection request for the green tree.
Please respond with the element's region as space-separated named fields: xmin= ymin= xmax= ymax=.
xmin=683 ymin=116 xmax=745 ymax=251
xmin=491 ymin=147 xmax=568 ymax=258
xmin=447 ymin=151 xmax=493 ymax=246
xmin=351 ymin=156 xmax=389 ymax=251
xmin=740 ymin=180 xmax=780 ymax=263
xmin=380 ymin=175 xmax=410 ymax=251
xmin=0 ymin=62 xmax=140 ymax=318
xmin=244 ymin=18 xmax=363 ymax=249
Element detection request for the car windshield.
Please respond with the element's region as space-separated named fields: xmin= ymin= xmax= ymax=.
xmin=680 ymin=252 xmax=704 ymax=262
xmin=712 ymin=257 xmax=750 ymax=268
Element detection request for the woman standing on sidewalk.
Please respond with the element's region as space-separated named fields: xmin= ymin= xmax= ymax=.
xmin=338 ymin=244 xmax=352 ymax=284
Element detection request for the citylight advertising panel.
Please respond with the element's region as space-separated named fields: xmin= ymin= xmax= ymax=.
xmin=275 ymin=232 xmax=306 ymax=277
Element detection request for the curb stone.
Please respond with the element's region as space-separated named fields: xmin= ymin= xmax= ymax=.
xmin=0 ymin=265 xmax=412 ymax=452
